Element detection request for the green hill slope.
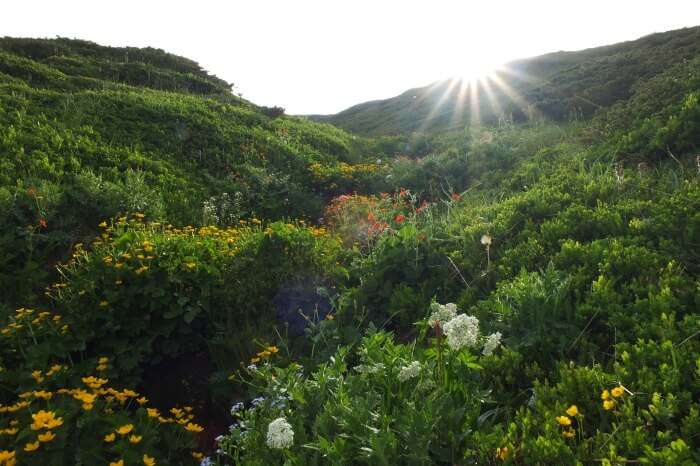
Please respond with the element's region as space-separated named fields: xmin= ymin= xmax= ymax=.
xmin=312 ymin=26 xmax=700 ymax=135
xmin=0 ymin=37 xmax=387 ymax=307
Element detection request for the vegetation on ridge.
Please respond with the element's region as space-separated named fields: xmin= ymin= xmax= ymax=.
xmin=0 ymin=28 xmax=699 ymax=465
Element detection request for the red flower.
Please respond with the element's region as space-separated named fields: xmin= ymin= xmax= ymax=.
xmin=394 ymin=214 xmax=406 ymax=224
xmin=451 ymin=192 xmax=461 ymax=201
xmin=38 ymin=218 xmax=48 ymax=229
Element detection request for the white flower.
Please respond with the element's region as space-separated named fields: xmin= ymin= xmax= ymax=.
xmin=266 ymin=417 xmax=294 ymax=449
xmin=398 ymin=361 xmax=421 ymax=382
xmin=428 ymin=302 xmax=458 ymax=328
xmin=482 ymin=332 xmax=502 ymax=356
xmin=480 ymin=234 xmax=492 ymax=246
xmin=442 ymin=314 xmax=480 ymax=350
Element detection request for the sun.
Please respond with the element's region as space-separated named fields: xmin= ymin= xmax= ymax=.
xmin=460 ymin=60 xmax=501 ymax=84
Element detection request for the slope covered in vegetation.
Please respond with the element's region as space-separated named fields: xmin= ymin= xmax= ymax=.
xmin=0 ymin=29 xmax=699 ymax=465
xmin=312 ymin=26 xmax=700 ymax=136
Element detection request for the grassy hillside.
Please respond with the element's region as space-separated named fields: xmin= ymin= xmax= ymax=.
xmin=312 ymin=26 xmax=700 ymax=135
xmin=0 ymin=37 xmax=392 ymax=309
xmin=0 ymin=31 xmax=699 ymax=465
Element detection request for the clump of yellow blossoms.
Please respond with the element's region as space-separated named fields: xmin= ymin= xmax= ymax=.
xmin=556 ymin=405 xmax=582 ymax=439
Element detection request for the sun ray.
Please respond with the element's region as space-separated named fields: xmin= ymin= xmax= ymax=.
xmin=487 ymin=71 xmax=540 ymax=122
xmin=448 ymin=78 xmax=471 ymax=130
xmin=416 ymin=78 xmax=461 ymax=133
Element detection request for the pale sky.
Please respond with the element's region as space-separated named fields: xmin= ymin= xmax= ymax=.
xmin=2 ymin=1 xmax=699 ymax=114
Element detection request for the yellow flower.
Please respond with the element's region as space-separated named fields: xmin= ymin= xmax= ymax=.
xmin=109 ymin=461 xmax=124 ymax=466
xmin=82 ymin=403 xmax=94 ymax=411
xmin=566 ymin=405 xmax=579 ymax=417
xmin=116 ymin=424 xmax=134 ymax=435
xmin=611 ymin=386 xmax=625 ymax=398
xmin=495 ymin=446 xmax=509 ymax=460
xmin=192 ymin=452 xmax=204 ymax=461
xmin=98 ymin=221 xmax=108 ymax=228
xmin=0 ymin=450 xmax=16 ymax=466
xmin=267 ymin=345 xmax=279 ymax=353
xmin=250 ymin=357 xmax=260 ymax=363
xmin=24 ymin=441 xmax=40 ymax=452
xmin=129 ymin=434 xmax=143 ymax=444
xmin=99 ymin=301 xmax=109 ymax=307
xmin=142 ymin=454 xmax=156 ymax=466
xmin=147 ymin=408 xmax=160 ymax=418
xmin=562 ymin=428 xmax=576 ymax=439
xmin=555 ymin=415 xmax=572 ymax=426
xmin=137 ymin=396 xmax=148 ymax=405
xmin=2 ymin=428 xmax=18 ymax=435
xmin=601 ymin=389 xmax=611 ymax=401
xmin=603 ymin=399 xmax=616 ymax=411
xmin=31 ymin=370 xmax=44 ymax=383
xmin=33 ymin=390 xmax=53 ymax=400
xmin=38 ymin=431 xmax=55 ymax=442
xmin=184 ymin=422 xmax=204 ymax=433
xmin=30 ymin=410 xmax=63 ymax=430
xmin=136 ymin=266 xmax=149 ymax=274
xmin=104 ymin=432 xmax=116 ymax=442
xmin=98 ymin=357 xmax=109 ymax=365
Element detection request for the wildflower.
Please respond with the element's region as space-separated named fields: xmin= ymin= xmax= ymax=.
xmin=116 ymin=424 xmax=134 ymax=435
xmin=601 ymin=389 xmax=611 ymax=401
xmin=427 ymin=302 xmax=458 ymax=328
xmin=104 ymin=433 xmax=116 ymax=442
xmin=266 ymin=417 xmax=294 ymax=449
xmin=110 ymin=461 xmax=124 ymax=466
xmin=230 ymin=402 xmax=244 ymax=416
xmin=394 ymin=214 xmax=406 ymax=223
xmin=98 ymin=221 xmax=108 ymax=228
xmin=137 ymin=396 xmax=148 ymax=405
xmin=31 ymin=370 xmax=44 ymax=383
xmin=482 ymin=332 xmax=502 ymax=355
xmin=192 ymin=452 xmax=204 ymax=461
xmin=555 ymin=415 xmax=572 ymax=426
xmin=611 ymin=386 xmax=625 ymax=398
xmin=0 ymin=451 xmax=16 ymax=465
xmin=603 ymin=400 xmax=616 ymax=411
xmin=143 ymin=455 xmax=156 ymax=466
xmin=38 ymin=431 xmax=55 ymax=442
xmin=136 ymin=266 xmax=149 ymax=274
xmin=267 ymin=346 xmax=279 ymax=354
xmin=480 ymin=234 xmax=492 ymax=246
xmin=24 ymin=441 xmax=40 ymax=452
xmin=200 ymin=458 xmax=213 ymax=466
xmin=562 ymin=429 xmax=575 ymax=438
xmin=495 ymin=446 xmax=509 ymax=460
xmin=30 ymin=410 xmax=63 ymax=430
xmin=398 ymin=361 xmax=421 ymax=382
xmin=128 ymin=434 xmax=142 ymax=444
xmin=98 ymin=357 xmax=109 ymax=365
xmin=247 ymin=397 xmax=264 ymax=408
xmin=566 ymin=405 xmax=580 ymax=417
xmin=185 ymin=423 xmax=204 ymax=433
xmin=99 ymin=300 xmax=109 ymax=307
xmin=443 ymin=314 xmax=480 ymax=350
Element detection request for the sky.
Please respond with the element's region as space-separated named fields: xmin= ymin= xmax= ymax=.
xmin=2 ymin=1 xmax=699 ymax=114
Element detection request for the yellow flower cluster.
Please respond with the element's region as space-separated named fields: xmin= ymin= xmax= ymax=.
xmin=250 ymin=345 xmax=279 ymax=364
xmin=495 ymin=446 xmax=510 ymax=461
xmin=555 ymin=405 xmax=581 ymax=439
xmin=601 ymin=385 xmax=626 ymax=410
xmin=0 ymin=450 xmax=16 ymax=466
xmin=0 ymin=308 xmax=66 ymax=336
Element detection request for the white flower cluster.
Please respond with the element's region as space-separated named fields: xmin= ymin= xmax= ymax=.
xmin=266 ymin=417 xmax=294 ymax=449
xmin=482 ymin=331 xmax=502 ymax=356
xmin=429 ymin=302 xmax=503 ymax=354
xmin=427 ymin=302 xmax=458 ymax=328
xmin=442 ymin=314 xmax=480 ymax=350
xmin=398 ymin=361 xmax=421 ymax=382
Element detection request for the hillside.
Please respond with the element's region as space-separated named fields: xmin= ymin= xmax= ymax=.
xmin=312 ymin=26 xmax=700 ymax=135
xmin=0 ymin=29 xmax=699 ymax=465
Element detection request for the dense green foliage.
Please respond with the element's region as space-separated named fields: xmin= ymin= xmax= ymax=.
xmin=0 ymin=28 xmax=699 ymax=465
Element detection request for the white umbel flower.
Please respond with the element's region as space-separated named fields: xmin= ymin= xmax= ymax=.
xmin=480 ymin=234 xmax=492 ymax=246
xmin=442 ymin=314 xmax=480 ymax=350
xmin=428 ymin=302 xmax=458 ymax=328
xmin=482 ymin=332 xmax=502 ymax=356
xmin=266 ymin=417 xmax=294 ymax=449
xmin=398 ymin=361 xmax=421 ymax=382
